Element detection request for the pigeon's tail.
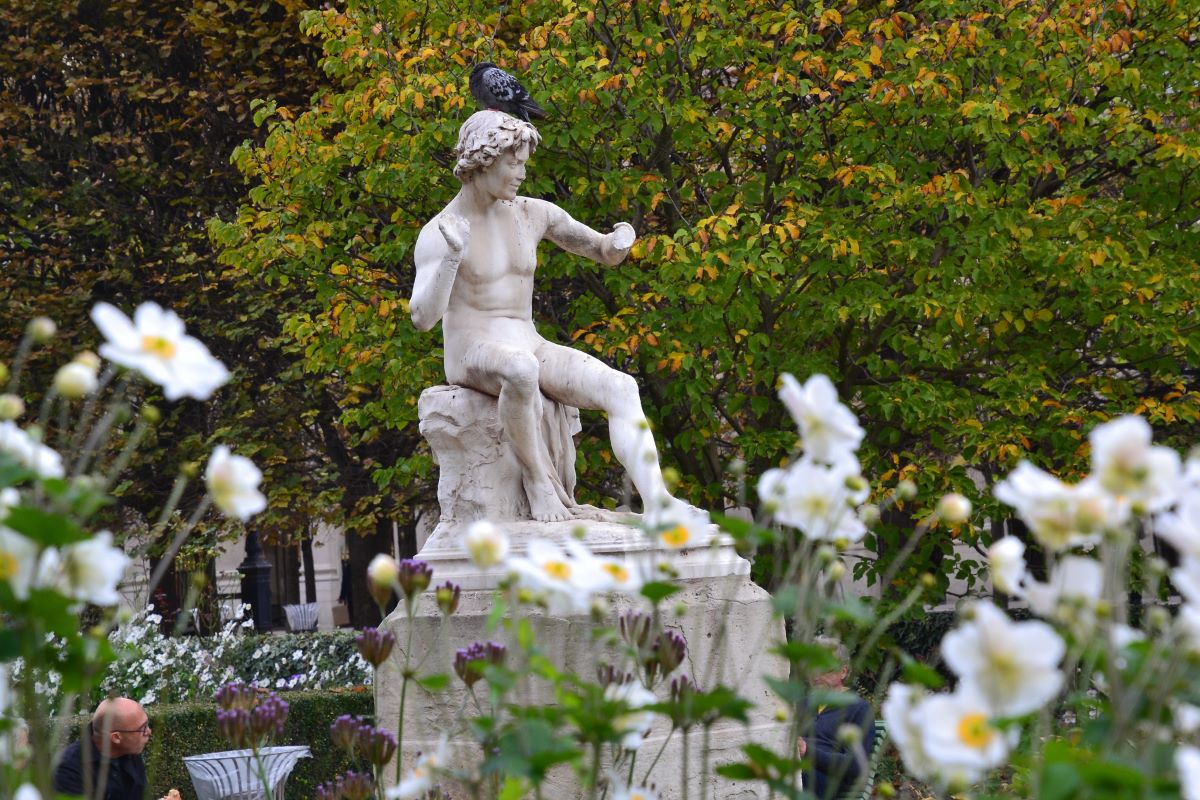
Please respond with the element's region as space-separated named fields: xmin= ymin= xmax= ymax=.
xmin=520 ymin=97 xmax=548 ymax=121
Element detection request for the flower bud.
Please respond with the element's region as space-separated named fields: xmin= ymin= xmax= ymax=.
xmin=27 ymin=316 xmax=56 ymax=344
xmin=816 ymin=545 xmax=837 ymax=566
xmin=0 ymin=394 xmax=25 ymax=421
xmin=366 ymin=554 xmax=398 ymax=606
xmin=920 ymin=572 xmax=937 ymax=590
xmin=826 ymin=561 xmax=846 ymax=581
xmin=434 ymin=581 xmax=461 ymax=615
xmin=140 ymin=404 xmax=161 ymax=424
xmin=463 ymin=520 xmax=509 ymax=567
xmin=355 ymin=627 xmax=396 ymax=667
xmin=0 ymin=363 xmax=8 ymax=384
xmin=590 ymin=596 xmax=611 ymax=621
xmin=54 ymin=362 xmax=97 ymax=400
xmin=896 ymin=479 xmax=918 ymax=500
xmin=836 ymin=723 xmax=863 ymax=746
xmin=653 ymin=630 xmax=687 ymax=676
xmin=330 ymin=715 xmax=362 ymax=754
xmin=396 ymin=558 xmax=433 ymax=598
xmin=844 ymin=473 xmax=868 ymax=493
xmin=859 ymin=503 xmax=880 ymax=526
xmin=936 ymin=493 xmax=972 ymax=524
xmin=73 ymin=350 xmax=102 ymax=372
xmin=361 ymin=726 xmax=397 ymax=767
xmin=339 ymin=771 xmax=375 ymax=800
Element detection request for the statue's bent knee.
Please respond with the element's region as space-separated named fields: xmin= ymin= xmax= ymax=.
xmin=501 ymin=352 xmax=541 ymax=396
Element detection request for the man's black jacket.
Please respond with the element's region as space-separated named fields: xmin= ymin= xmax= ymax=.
xmin=53 ymin=736 xmax=147 ymax=800
xmin=802 ymin=696 xmax=876 ymax=800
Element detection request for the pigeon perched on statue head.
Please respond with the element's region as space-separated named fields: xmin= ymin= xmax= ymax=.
xmin=469 ymin=62 xmax=547 ymax=122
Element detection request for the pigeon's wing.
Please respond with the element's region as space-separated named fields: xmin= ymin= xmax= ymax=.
xmin=482 ymin=67 xmax=526 ymax=105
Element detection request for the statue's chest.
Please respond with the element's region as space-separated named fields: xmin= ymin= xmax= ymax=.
xmin=465 ymin=217 xmax=538 ymax=280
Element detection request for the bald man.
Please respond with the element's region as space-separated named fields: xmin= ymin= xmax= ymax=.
xmin=54 ymin=697 xmax=151 ymax=800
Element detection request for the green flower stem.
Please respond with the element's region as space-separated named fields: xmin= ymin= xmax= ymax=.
xmin=5 ymin=333 xmax=34 ymax=393
xmin=100 ymin=414 xmax=152 ymax=494
xmin=394 ymin=595 xmax=415 ymax=786
xmin=67 ymin=365 xmax=118 ymax=454
xmin=638 ymin=724 xmax=676 ymax=785
xmin=71 ymin=399 xmax=129 ymax=478
xmin=144 ymin=495 xmax=212 ymax=599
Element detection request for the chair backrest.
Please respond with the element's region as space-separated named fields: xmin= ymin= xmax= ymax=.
xmin=283 ymin=602 xmax=319 ymax=632
xmin=855 ymin=719 xmax=889 ymax=800
xmin=183 ymin=745 xmax=311 ymax=800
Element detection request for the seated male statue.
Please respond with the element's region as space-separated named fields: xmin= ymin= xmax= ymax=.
xmin=410 ymin=110 xmax=682 ymax=522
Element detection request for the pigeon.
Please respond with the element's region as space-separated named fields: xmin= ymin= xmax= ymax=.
xmin=469 ymin=63 xmax=547 ymax=122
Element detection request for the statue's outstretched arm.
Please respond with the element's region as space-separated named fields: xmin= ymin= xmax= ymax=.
xmin=539 ymin=200 xmax=636 ymax=267
xmin=410 ymin=213 xmax=470 ymax=331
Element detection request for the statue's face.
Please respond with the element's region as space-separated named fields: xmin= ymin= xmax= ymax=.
xmin=477 ymin=142 xmax=530 ymax=202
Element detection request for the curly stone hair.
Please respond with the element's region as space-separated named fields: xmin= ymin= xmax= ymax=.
xmin=453 ymin=110 xmax=541 ymax=182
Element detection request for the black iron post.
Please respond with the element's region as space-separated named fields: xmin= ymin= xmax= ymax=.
xmin=238 ymin=529 xmax=273 ymax=632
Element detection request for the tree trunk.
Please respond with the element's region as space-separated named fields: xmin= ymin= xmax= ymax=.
xmin=347 ymin=516 xmax=395 ymax=627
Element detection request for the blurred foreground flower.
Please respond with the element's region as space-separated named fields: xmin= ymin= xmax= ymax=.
xmin=91 ymin=301 xmax=229 ymax=401
xmin=0 ymin=526 xmax=39 ymax=600
xmin=36 ymin=530 xmax=130 ymax=606
xmin=386 ymin=736 xmax=447 ymax=799
xmin=507 ymin=538 xmax=609 ymax=613
xmin=0 ymin=421 xmax=64 ymax=479
xmin=777 ymin=373 xmax=864 ymax=463
xmin=205 ymin=445 xmax=267 ymax=521
xmin=463 ymin=520 xmax=509 ymax=567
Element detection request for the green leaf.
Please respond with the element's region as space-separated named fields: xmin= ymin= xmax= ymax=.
xmin=4 ymin=506 xmax=89 ymax=547
xmin=640 ymin=581 xmax=681 ymax=604
xmin=416 ymin=673 xmax=449 ymax=692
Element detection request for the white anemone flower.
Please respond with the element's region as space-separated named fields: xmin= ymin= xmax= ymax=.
xmin=777 ymin=373 xmax=864 ymax=463
xmin=14 ymin=785 xmax=41 ymax=800
xmin=595 ymin=556 xmax=644 ymax=595
xmin=1024 ymin=556 xmax=1104 ymax=632
xmin=642 ymin=494 xmax=712 ymax=550
xmin=612 ymin=785 xmax=660 ymax=800
xmin=205 ymin=445 xmax=267 ymax=521
xmin=881 ymin=682 xmax=936 ymax=784
xmin=994 ymin=462 xmax=1119 ymax=551
xmin=1156 ymin=493 xmax=1200 ymax=561
xmin=0 ymin=421 xmax=65 ymax=479
xmin=986 ymin=536 xmax=1027 ymax=596
xmin=91 ymin=301 xmax=230 ymax=401
xmin=1172 ymin=558 xmax=1200 ymax=604
xmin=758 ymin=457 xmax=868 ymax=544
xmin=1176 ymin=603 xmax=1200 ymax=653
xmin=507 ymin=538 xmax=609 ymax=613
xmin=941 ymin=602 xmax=1064 ymax=717
xmin=1177 ymin=744 xmax=1200 ymax=800
xmin=606 ymin=681 xmax=658 ymax=750
xmin=386 ymin=736 xmax=448 ymax=799
xmin=463 ymin=520 xmax=509 ymax=567
xmin=38 ymin=530 xmax=129 ymax=606
xmin=1089 ymin=415 xmax=1181 ymax=513
xmin=915 ymin=685 xmax=1017 ymax=789
xmin=0 ymin=487 xmax=19 ymax=520
xmin=0 ymin=527 xmax=40 ymax=600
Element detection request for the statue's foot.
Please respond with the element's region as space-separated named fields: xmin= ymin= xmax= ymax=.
xmin=571 ymin=503 xmax=630 ymax=523
xmin=528 ymin=491 xmax=574 ymax=523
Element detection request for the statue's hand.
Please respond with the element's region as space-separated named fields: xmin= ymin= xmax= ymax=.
xmin=609 ymin=222 xmax=636 ymax=252
xmin=438 ymin=213 xmax=471 ymax=256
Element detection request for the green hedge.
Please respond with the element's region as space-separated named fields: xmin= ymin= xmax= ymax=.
xmin=62 ymin=689 xmax=374 ymax=800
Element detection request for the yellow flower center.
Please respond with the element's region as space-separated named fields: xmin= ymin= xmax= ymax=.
xmin=603 ymin=562 xmax=630 ymax=583
xmin=956 ymin=712 xmax=994 ymax=749
xmin=0 ymin=551 xmax=17 ymax=580
xmin=543 ymin=560 xmax=571 ymax=580
xmin=661 ymin=525 xmax=690 ymax=547
xmin=141 ymin=335 xmax=177 ymax=359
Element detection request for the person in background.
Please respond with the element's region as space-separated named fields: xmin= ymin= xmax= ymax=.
xmin=54 ymin=696 xmax=150 ymax=800
xmin=797 ymin=637 xmax=876 ymax=799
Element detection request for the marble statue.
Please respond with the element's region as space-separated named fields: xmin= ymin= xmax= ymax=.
xmin=410 ymin=110 xmax=679 ymax=522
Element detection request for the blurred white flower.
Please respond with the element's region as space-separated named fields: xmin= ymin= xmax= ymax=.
xmin=986 ymin=536 xmax=1027 ymax=596
xmin=387 ymin=736 xmax=447 ymax=799
xmin=881 ymin=682 xmax=936 ymax=784
xmin=38 ymin=531 xmax=130 ymax=606
xmin=994 ymin=462 xmax=1117 ymax=551
xmin=777 ymin=373 xmax=864 ymax=463
xmin=367 ymin=554 xmax=399 ymax=587
xmin=916 ymin=685 xmax=1017 ymax=788
xmin=1178 ymin=744 xmax=1200 ymax=800
xmin=1173 ymin=557 xmax=1200 ymax=605
xmin=758 ymin=457 xmax=867 ymax=543
xmin=0 ymin=421 xmax=65 ymax=479
xmin=0 ymin=487 xmax=19 ymax=521
xmin=941 ymin=602 xmax=1064 ymax=717
xmin=1090 ymin=415 xmax=1181 ymax=513
xmin=91 ymin=302 xmax=229 ymax=401
xmin=937 ymin=493 xmax=972 ymax=524
xmin=1176 ymin=602 xmax=1200 ymax=653
xmin=0 ymin=527 xmax=39 ymax=601
xmin=606 ymin=681 xmax=658 ymax=750
xmin=463 ymin=520 xmax=509 ymax=567
xmin=1157 ymin=492 xmax=1200 ymax=561
xmin=612 ymin=785 xmax=659 ymax=800
xmin=205 ymin=445 xmax=266 ymax=521
xmin=642 ymin=495 xmax=711 ymax=550
xmin=53 ymin=361 xmax=98 ymax=399
xmin=14 ymin=784 xmax=41 ymax=800
xmin=595 ymin=556 xmax=643 ymax=595
xmin=1024 ymin=556 xmax=1104 ymax=632
xmin=1173 ymin=701 xmax=1200 ymax=734
xmin=507 ymin=538 xmax=609 ymax=614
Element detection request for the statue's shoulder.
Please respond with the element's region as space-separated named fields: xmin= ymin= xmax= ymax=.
xmin=415 ymin=212 xmax=453 ymax=263
xmin=512 ymin=196 xmax=563 ymax=227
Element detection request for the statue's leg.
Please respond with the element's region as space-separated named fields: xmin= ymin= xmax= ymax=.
xmin=535 ymin=343 xmax=675 ymax=506
xmin=459 ymin=343 xmax=573 ymax=522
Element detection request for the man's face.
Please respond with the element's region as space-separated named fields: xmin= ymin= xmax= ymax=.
xmin=478 ymin=143 xmax=530 ymax=202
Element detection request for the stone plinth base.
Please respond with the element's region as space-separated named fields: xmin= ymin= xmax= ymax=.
xmin=375 ymin=524 xmax=788 ymax=799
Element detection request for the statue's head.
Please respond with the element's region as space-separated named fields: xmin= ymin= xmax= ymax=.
xmin=453 ymin=110 xmax=541 ymax=183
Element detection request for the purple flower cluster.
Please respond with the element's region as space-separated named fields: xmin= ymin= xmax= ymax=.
xmin=453 ymin=641 xmax=506 ymax=688
xmin=355 ymin=627 xmax=396 ymax=667
xmin=316 ymin=770 xmax=375 ymax=800
xmin=652 ymin=629 xmax=687 ymax=678
xmin=618 ymin=612 xmax=688 ymax=681
xmin=329 ymin=715 xmax=397 ymax=767
xmin=396 ymin=559 xmax=433 ymax=598
xmin=213 ymin=682 xmax=289 ymax=750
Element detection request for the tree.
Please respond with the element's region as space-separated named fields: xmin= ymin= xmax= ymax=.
xmin=213 ymin=0 xmax=1200 ymax=593
xmin=0 ymin=0 xmax=408 ymax=623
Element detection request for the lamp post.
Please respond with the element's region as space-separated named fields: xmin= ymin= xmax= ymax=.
xmin=238 ymin=529 xmax=273 ymax=631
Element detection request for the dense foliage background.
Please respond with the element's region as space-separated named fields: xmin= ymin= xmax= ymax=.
xmin=4 ymin=0 xmax=1199 ymax=607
